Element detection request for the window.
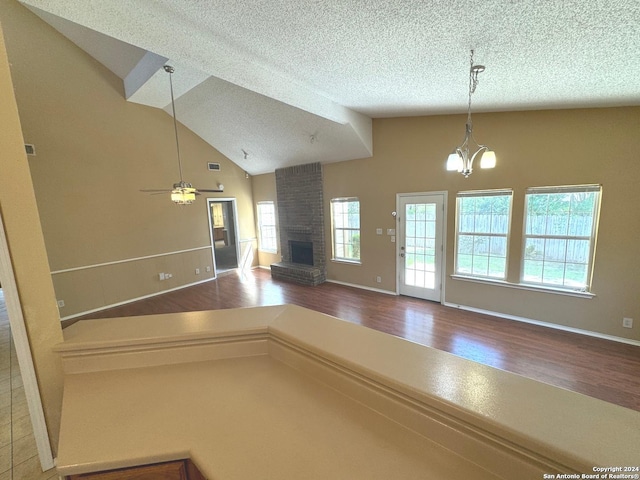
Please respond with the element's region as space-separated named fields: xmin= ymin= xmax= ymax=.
xmin=257 ymin=201 xmax=277 ymax=253
xmin=522 ymin=185 xmax=601 ymax=291
xmin=455 ymin=190 xmax=513 ymax=279
xmin=331 ymin=198 xmax=360 ymax=263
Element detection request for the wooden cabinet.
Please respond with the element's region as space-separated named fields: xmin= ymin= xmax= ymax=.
xmin=211 ymin=203 xmax=224 ymax=227
xmin=213 ymin=226 xmax=225 ymax=242
xmin=67 ymin=459 xmax=206 ymax=480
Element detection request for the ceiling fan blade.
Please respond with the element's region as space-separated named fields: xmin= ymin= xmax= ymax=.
xmin=140 ymin=189 xmax=172 ymax=193
xmin=195 ymin=188 xmax=224 ymax=193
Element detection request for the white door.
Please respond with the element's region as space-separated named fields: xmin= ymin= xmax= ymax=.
xmin=397 ymin=193 xmax=445 ymax=302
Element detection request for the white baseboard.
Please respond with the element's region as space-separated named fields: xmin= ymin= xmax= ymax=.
xmin=443 ymin=301 xmax=640 ymax=347
xmin=325 ymin=279 xmax=396 ymax=296
xmin=60 ymin=277 xmax=216 ymax=321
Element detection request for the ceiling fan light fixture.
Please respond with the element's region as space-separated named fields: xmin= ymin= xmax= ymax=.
xmin=171 ymin=181 xmax=196 ymax=205
xmin=171 ymin=190 xmax=196 ymax=205
xmin=140 ymin=65 xmax=226 ymax=203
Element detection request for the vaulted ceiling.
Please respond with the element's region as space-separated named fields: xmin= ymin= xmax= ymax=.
xmin=20 ymin=0 xmax=640 ymax=175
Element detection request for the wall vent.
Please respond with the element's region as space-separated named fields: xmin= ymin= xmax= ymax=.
xmin=207 ymin=162 xmax=221 ymax=171
xmin=25 ymin=144 xmax=36 ymax=156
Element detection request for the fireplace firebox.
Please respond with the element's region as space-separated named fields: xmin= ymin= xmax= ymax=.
xmin=290 ymin=241 xmax=313 ymax=266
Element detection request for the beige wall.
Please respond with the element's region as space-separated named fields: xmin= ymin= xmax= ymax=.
xmin=0 ymin=20 xmax=64 ymax=451
xmin=251 ymin=173 xmax=281 ymax=267
xmin=0 ymin=1 xmax=256 ymax=317
xmin=255 ymin=108 xmax=640 ymax=341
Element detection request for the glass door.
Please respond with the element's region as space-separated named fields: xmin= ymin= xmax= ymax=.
xmin=397 ymin=193 xmax=445 ymax=302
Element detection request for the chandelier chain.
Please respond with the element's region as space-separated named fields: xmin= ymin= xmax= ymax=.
xmin=467 ymin=49 xmax=480 ymax=126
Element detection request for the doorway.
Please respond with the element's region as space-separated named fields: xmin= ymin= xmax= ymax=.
xmin=396 ymin=192 xmax=447 ymax=302
xmin=207 ymin=199 xmax=239 ymax=274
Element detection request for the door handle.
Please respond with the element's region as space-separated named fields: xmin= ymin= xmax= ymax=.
xmin=400 ymin=253 xmax=405 ymax=258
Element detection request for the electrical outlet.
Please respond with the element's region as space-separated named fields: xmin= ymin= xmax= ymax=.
xmin=57 ymin=300 xmax=65 ymax=308
xmin=166 ymin=273 xmax=173 ymax=279
xmin=195 ymin=268 xmax=200 ymax=275
xmin=376 ymin=228 xmax=383 ymax=235
xmin=622 ymin=318 xmax=633 ymax=328
xmin=206 ymin=266 xmax=211 ymax=272
xmin=376 ymin=276 xmax=382 ymax=283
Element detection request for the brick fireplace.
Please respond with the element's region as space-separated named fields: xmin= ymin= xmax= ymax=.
xmin=270 ymin=162 xmax=326 ymax=286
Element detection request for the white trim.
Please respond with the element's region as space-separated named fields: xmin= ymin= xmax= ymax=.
xmin=325 ymin=279 xmax=396 ymax=296
xmin=521 ymin=185 xmax=602 ymax=292
xmin=51 ymin=246 xmax=212 ymax=275
xmin=441 ymin=193 xmax=448 ymax=304
xmin=207 ymin=197 xmax=242 ymax=276
xmin=454 ymin=189 xmax=513 ymax=281
xmin=0 ymin=214 xmax=55 ymax=470
xmin=59 ymin=277 xmax=216 ymax=321
xmin=330 ymin=258 xmax=362 ymax=266
xmin=457 ymin=188 xmax=513 ymax=197
xmin=256 ymin=201 xmax=278 ymax=254
xmin=258 ymin=265 xmax=272 ymax=271
xmin=450 ymin=274 xmax=596 ymax=299
xmin=525 ymin=184 xmax=601 ymax=195
xmin=443 ymin=301 xmax=640 ymax=347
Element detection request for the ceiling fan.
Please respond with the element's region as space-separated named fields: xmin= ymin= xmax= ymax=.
xmin=141 ymin=65 xmax=224 ymax=205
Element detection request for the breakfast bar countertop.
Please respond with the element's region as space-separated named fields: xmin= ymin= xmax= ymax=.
xmin=54 ymin=305 xmax=640 ymax=479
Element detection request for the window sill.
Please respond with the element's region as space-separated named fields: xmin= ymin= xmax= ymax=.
xmin=331 ymin=258 xmax=362 ymax=266
xmin=450 ymin=274 xmax=596 ymax=299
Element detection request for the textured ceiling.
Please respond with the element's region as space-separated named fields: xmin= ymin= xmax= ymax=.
xmin=20 ymin=0 xmax=640 ymax=175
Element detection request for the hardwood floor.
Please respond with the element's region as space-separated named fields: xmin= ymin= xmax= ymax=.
xmin=72 ymin=268 xmax=640 ymax=412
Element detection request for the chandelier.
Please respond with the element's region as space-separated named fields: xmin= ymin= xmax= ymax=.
xmin=446 ymin=50 xmax=496 ymax=177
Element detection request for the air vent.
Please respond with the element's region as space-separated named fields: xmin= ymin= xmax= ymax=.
xmin=25 ymin=144 xmax=36 ymax=156
xmin=207 ymin=162 xmax=221 ymax=171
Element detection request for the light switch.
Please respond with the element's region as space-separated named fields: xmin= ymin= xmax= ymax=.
xmin=376 ymin=228 xmax=383 ymax=235
xmin=387 ymin=228 xmax=395 ymax=235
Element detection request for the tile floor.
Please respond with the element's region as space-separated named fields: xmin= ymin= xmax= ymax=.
xmin=0 ymin=289 xmax=59 ymax=480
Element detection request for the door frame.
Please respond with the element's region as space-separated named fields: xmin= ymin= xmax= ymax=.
xmin=0 ymin=213 xmax=54 ymax=470
xmin=206 ymin=197 xmax=240 ymax=276
xmin=395 ymin=191 xmax=448 ymax=303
